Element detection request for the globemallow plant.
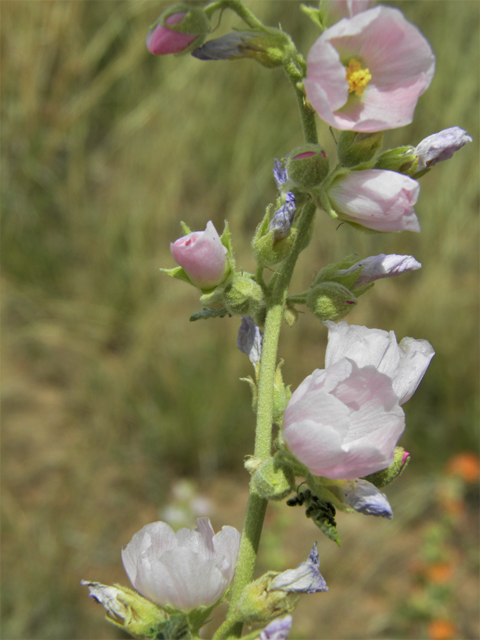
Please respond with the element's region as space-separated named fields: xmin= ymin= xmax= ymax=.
xmin=82 ymin=1 xmax=472 ymax=638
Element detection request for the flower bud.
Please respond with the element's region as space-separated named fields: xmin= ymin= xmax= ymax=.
xmin=224 ymin=274 xmax=264 ymax=316
xmin=81 ymin=581 xmax=167 ymax=638
xmin=252 ymin=456 xmax=295 ymax=501
xmin=170 ymin=221 xmax=228 ymax=290
xmin=306 ymin=282 xmax=357 ymax=321
xmin=285 ymin=144 xmax=329 ymax=190
xmin=337 ymin=131 xmax=383 ymax=167
xmin=192 ymin=29 xmax=294 ymax=68
xmin=374 ymin=146 xmax=418 ymax=176
xmin=146 ymin=4 xmax=210 ymax=56
xmin=237 ymin=572 xmax=296 ymax=624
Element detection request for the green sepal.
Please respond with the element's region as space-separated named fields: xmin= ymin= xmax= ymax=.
xmin=153 ymin=613 xmax=191 ymax=640
xmin=374 ymin=146 xmax=418 ymax=176
xmin=224 ymin=273 xmax=264 ymax=316
xmin=160 ymin=266 xmax=193 ymax=285
xmin=240 ymin=375 xmax=258 ymax=412
xmin=306 ymin=282 xmax=358 ymax=321
xmin=180 ymin=220 xmax=192 ymax=234
xmin=338 ymin=131 xmax=383 ymax=167
xmin=300 ymin=4 xmax=326 ymax=30
xmin=362 ymin=446 xmax=410 ymax=488
xmin=190 ymin=308 xmax=230 ymax=321
xmin=252 ymin=455 xmax=295 ymax=501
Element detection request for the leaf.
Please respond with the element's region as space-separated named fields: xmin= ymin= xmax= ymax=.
xmin=300 ymin=5 xmax=325 ymax=30
xmin=189 ymin=308 xmax=230 ymax=321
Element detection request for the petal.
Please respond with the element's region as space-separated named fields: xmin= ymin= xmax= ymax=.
xmin=340 ymin=253 xmax=421 ymax=286
xmin=269 ymin=542 xmax=328 ymax=593
xmin=341 ymin=479 xmax=393 ymax=518
xmin=393 ymin=337 xmax=435 ymax=404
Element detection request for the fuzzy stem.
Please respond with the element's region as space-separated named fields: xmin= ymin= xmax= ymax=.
xmin=204 ymin=0 xmax=265 ymax=29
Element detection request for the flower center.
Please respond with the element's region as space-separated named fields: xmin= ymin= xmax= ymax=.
xmin=345 ymin=58 xmax=372 ymax=97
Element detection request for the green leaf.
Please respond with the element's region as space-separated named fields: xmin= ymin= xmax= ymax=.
xmin=189 ymin=308 xmax=230 ymax=321
xmin=300 ymin=4 xmax=325 ymax=30
xmin=160 ymin=266 xmax=192 ymax=285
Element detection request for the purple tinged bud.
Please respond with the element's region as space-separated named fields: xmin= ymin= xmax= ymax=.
xmin=269 ymin=542 xmax=328 ymax=594
xmin=273 ymin=158 xmax=288 ymax=188
xmin=293 ymin=151 xmax=317 ymax=160
xmin=269 ymin=192 xmax=296 ymax=240
xmin=415 ymin=127 xmax=472 ymax=171
xmin=341 ymin=479 xmax=393 ymax=519
xmin=192 ymin=32 xmax=256 ymax=61
xmin=259 ymin=615 xmax=293 ymax=640
xmin=237 ymin=316 xmax=263 ymax=364
xmin=146 ymin=13 xmax=197 ymax=55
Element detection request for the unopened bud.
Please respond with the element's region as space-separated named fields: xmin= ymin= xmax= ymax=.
xmin=362 ymin=447 xmax=410 ymax=488
xmin=374 ymin=146 xmax=418 ymax=176
xmin=224 ymin=274 xmax=264 ymax=316
xmin=146 ymin=4 xmax=210 ymax=56
xmin=252 ymin=456 xmax=295 ymax=501
xmin=306 ymin=282 xmax=357 ymax=321
xmin=286 ymin=144 xmax=329 ymax=190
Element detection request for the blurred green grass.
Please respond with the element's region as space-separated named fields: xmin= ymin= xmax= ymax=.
xmin=1 ymin=1 xmax=479 ymax=638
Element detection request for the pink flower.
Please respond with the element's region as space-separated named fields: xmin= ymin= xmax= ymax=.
xmin=305 ymin=6 xmax=435 ymax=132
xmin=121 ymin=518 xmax=241 ymax=612
xmin=146 ymin=12 xmax=197 ymax=55
xmin=170 ymin=221 xmax=227 ymax=289
xmin=323 ymin=0 xmax=376 ymax=24
xmin=282 ymin=322 xmax=434 ymax=479
xmin=327 ymin=169 xmax=421 ymax=232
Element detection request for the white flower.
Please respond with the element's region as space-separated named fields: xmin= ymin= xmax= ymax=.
xmin=121 ymin=518 xmax=241 ymax=611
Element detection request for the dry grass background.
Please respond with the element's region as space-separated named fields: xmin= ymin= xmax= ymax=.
xmin=1 ymin=1 xmax=479 ymax=638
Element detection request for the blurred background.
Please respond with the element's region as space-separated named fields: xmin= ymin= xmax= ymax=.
xmin=1 ymin=1 xmax=479 ymax=638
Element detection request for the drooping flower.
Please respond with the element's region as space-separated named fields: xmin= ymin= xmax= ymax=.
xmin=170 ymin=221 xmax=227 ymax=289
xmin=269 ymin=192 xmax=297 ymax=240
xmin=237 ymin=316 xmax=263 ymax=364
xmin=258 ymin=615 xmax=293 ymax=640
xmin=282 ymin=322 xmax=434 ymax=479
xmin=269 ymin=542 xmax=328 ymax=593
xmin=326 ymin=169 xmax=421 ymax=232
xmin=340 ymin=478 xmax=393 ymax=518
xmin=415 ymin=126 xmax=473 ymax=172
xmin=305 ymin=6 xmax=435 ymax=132
xmin=146 ymin=13 xmax=198 ymax=55
xmin=121 ymin=518 xmax=241 ymax=612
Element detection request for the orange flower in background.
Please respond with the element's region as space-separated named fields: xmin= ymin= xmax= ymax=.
xmin=427 ymin=561 xmax=454 ymax=585
xmin=446 ymin=452 xmax=480 ymax=483
xmin=427 ymin=618 xmax=457 ymax=640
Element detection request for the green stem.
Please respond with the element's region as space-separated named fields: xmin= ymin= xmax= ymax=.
xmin=204 ymin=0 xmax=265 ymax=29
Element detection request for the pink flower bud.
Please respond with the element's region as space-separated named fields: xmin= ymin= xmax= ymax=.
xmin=146 ymin=13 xmax=197 ymax=55
xmin=305 ymin=6 xmax=435 ymax=132
xmin=170 ymin=221 xmax=227 ymax=289
xmin=327 ymin=169 xmax=421 ymax=232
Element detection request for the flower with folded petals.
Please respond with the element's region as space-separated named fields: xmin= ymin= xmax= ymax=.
xmin=338 ymin=253 xmax=421 ymax=287
xmin=269 ymin=542 xmax=328 ymax=593
xmin=282 ymin=322 xmax=434 ymax=479
xmin=326 ymin=169 xmax=421 ymax=232
xmin=121 ymin=518 xmax=241 ymax=612
xmin=305 ymin=6 xmax=435 ymax=132
xmin=237 ymin=316 xmax=263 ymax=365
xmin=415 ymin=126 xmax=473 ymax=172
xmin=170 ymin=221 xmax=227 ymax=289
xmin=340 ymin=478 xmax=393 ymax=518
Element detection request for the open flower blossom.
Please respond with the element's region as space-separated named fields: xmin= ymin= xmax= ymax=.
xmin=146 ymin=13 xmax=198 ymax=55
xmin=327 ymin=169 xmax=421 ymax=232
xmin=282 ymin=322 xmax=434 ymax=479
xmin=415 ymin=126 xmax=473 ymax=171
xmin=305 ymin=6 xmax=435 ymax=132
xmin=170 ymin=221 xmax=227 ymax=289
xmin=121 ymin=518 xmax=241 ymax=612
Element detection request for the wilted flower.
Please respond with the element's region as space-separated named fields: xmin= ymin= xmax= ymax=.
xmin=305 ymin=6 xmax=435 ymax=131
xmin=269 ymin=192 xmax=297 ymax=240
xmin=237 ymin=316 xmax=264 ymax=364
xmin=337 ymin=253 xmax=421 ymax=287
xmin=282 ymin=322 xmax=434 ymax=479
xmin=326 ymin=169 xmax=421 ymax=232
xmin=340 ymin=479 xmax=393 ymax=518
xmin=170 ymin=221 xmax=227 ymax=289
xmin=121 ymin=518 xmax=241 ymax=612
xmin=415 ymin=126 xmax=473 ymax=171
xmin=146 ymin=13 xmax=198 ymax=55
xmin=258 ymin=615 xmax=293 ymax=640
xmin=269 ymin=542 xmax=328 ymax=593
